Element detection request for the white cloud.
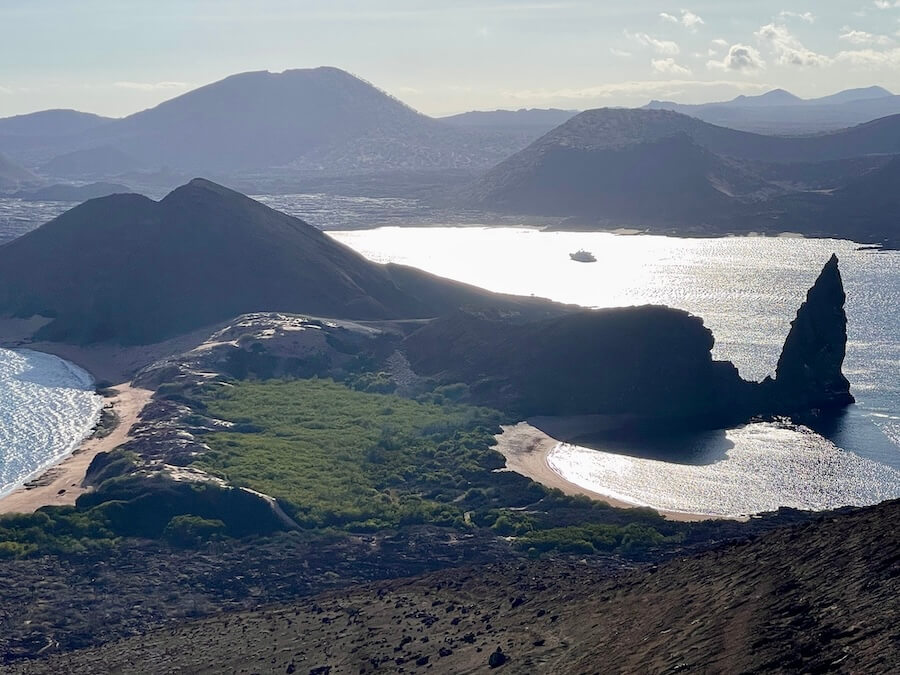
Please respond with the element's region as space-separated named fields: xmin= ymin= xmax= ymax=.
xmin=651 ymin=58 xmax=692 ymax=75
xmin=0 ymin=85 xmax=12 ymax=95
xmin=711 ymin=38 xmax=729 ymax=48
xmin=839 ymin=28 xmax=893 ymax=45
xmin=708 ymin=44 xmax=766 ymax=72
xmin=779 ymin=11 xmax=815 ymax=23
xmin=755 ymin=23 xmax=831 ymax=67
xmin=874 ymin=0 xmax=900 ymax=8
xmin=680 ymin=10 xmax=704 ymax=29
xmin=660 ymin=9 xmax=704 ymax=30
xmin=835 ymin=47 xmax=900 ymax=66
xmin=626 ymin=31 xmax=680 ymax=55
xmin=610 ymin=47 xmax=632 ymax=58
xmin=113 ymin=81 xmax=190 ymax=91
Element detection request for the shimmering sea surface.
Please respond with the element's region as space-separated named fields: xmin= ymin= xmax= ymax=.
xmin=0 ymin=349 xmax=102 ymax=498
xmin=331 ymin=227 xmax=900 ymax=516
xmin=0 ymin=198 xmax=75 ymax=244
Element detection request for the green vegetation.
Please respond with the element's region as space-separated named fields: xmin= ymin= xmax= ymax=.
xmin=163 ymin=515 xmax=226 ymax=547
xmin=195 ymin=378 xmax=508 ymax=530
xmin=191 ymin=378 xmax=682 ymax=556
xmin=0 ymin=508 xmax=117 ymax=558
xmin=0 ymin=376 xmax=687 ymax=560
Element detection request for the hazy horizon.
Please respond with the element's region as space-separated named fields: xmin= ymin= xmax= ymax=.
xmin=3 ymin=1 xmax=900 ymax=118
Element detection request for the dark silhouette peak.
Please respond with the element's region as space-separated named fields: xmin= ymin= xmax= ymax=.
xmin=169 ymin=177 xmax=239 ymax=198
xmin=754 ymin=88 xmax=801 ymax=103
xmin=219 ymin=66 xmax=359 ymax=84
xmin=158 ymin=179 xmax=274 ymax=221
xmin=0 ymin=181 xmax=547 ymax=344
xmin=802 ymin=254 xmax=845 ymax=312
xmin=773 ymin=255 xmax=853 ymax=411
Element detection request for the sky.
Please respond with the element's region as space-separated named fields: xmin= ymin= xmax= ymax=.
xmin=2 ymin=1 xmax=900 ymax=118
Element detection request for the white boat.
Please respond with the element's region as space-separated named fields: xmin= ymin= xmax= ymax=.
xmin=569 ymin=249 xmax=597 ymax=263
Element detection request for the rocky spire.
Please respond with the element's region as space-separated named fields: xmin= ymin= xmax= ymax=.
xmin=773 ymin=254 xmax=854 ymax=411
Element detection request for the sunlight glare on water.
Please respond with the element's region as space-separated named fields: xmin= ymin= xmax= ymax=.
xmin=0 ymin=349 xmax=103 ymax=498
xmin=332 ymin=226 xmax=900 ymax=515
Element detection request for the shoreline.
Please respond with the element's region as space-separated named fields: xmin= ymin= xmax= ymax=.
xmin=0 ymin=319 xmax=226 ymax=514
xmin=0 ymin=380 xmax=151 ymax=515
xmin=0 ymin=320 xmax=218 ymax=515
xmin=493 ymin=421 xmax=731 ymax=523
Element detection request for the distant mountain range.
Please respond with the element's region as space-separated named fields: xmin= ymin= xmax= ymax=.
xmin=646 ymin=86 xmax=900 ymax=134
xmin=0 ymin=178 xmax=552 ymax=344
xmin=0 ymin=68 xmax=540 ymax=178
xmin=2 ymin=75 xmax=899 ymax=249
xmin=472 ymin=107 xmax=900 ymax=245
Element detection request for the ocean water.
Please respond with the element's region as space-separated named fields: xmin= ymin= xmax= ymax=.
xmin=331 ymin=227 xmax=900 ymax=516
xmin=0 ymin=198 xmax=75 ymax=245
xmin=0 ymin=348 xmax=103 ymax=498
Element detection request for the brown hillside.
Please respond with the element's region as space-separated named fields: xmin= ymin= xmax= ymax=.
xmin=13 ymin=499 xmax=900 ymax=674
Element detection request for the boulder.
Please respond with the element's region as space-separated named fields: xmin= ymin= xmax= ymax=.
xmin=489 ymin=646 xmax=508 ymax=668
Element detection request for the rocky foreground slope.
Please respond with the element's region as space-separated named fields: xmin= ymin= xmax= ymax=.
xmin=12 ymin=498 xmax=899 ymax=674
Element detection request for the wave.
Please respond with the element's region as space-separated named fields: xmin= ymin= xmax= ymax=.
xmin=0 ymin=348 xmax=103 ymax=498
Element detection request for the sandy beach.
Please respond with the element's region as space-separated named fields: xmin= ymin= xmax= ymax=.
xmin=0 ymin=382 xmax=151 ymax=515
xmin=494 ymin=421 xmax=721 ymax=522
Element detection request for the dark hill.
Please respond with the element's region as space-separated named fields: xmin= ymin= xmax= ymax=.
xmin=813 ymin=85 xmax=894 ymax=105
xmin=0 ymin=109 xmax=111 ymax=137
xmin=825 ymin=155 xmax=900 ymax=244
xmin=490 ymin=107 xmax=900 ymax=165
xmin=730 ymin=88 xmax=802 ymax=106
xmin=0 ymin=179 xmax=552 ymax=344
xmin=473 ymin=108 xmax=900 ymax=237
xmin=404 ymin=304 xmax=750 ymax=422
xmin=54 ymin=68 xmax=523 ymax=173
xmin=39 ymin=146 xmax=143 ymax=178
xmin=471 ymin=133 xmax=770 ymax=225
xmin=0 ymin=111 xmax=115 ymax=167
xmin=15 ymin=498 xmax=900 ymax=674
xmin=765 ymin=156 xmax=900 ymax=245
xmin=0 ymin=151 xmax=40 ymax=192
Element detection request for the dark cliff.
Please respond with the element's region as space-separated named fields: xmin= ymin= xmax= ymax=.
xmin=770 ymin=254 xmax=854 ymax=412
xmin=404 ymin=256 xmax=853 ymax=428
xmin=404 ymin=305 xmax=754 ymax=426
